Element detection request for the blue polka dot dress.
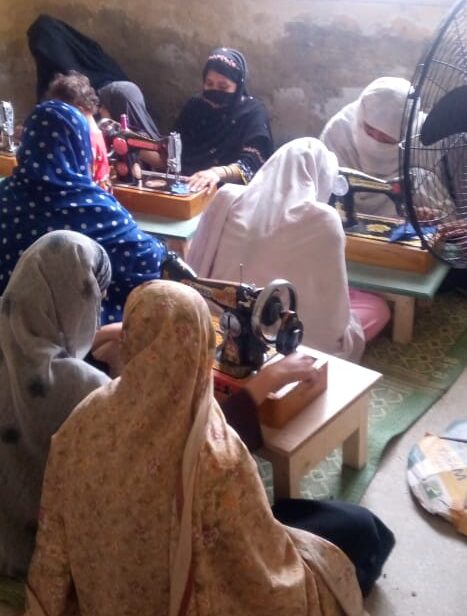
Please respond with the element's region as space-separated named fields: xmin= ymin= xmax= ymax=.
xmin=0 ymin=100 xmax=167 ymax=323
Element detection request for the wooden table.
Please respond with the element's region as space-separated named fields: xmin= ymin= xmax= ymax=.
xmin=259 ymin=346 xmax=381 ymax=501
xmin=347 ymin=260 xmax=450 ymax=343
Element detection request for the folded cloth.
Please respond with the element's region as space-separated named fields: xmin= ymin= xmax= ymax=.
xmin=389 ymin=222 xmax=437 ymax=242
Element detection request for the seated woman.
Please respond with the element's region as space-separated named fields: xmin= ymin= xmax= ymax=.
xmin=25 ymin=280 xmax=381 ymax=615
xmin=175 ymin=47 xmax=274 ymax=192
xmin=27 ymin=14 xmax=128 ymax=101
xmin=98 ymin=80 xmax=160 ymax=139
xmin=320 ymin=77 xmax=411 ymax=218
xmin=0 ymin=99 xmax=167 ymax=323
xmin=188 ymin=137 xmax=391 ymax=362
xmin=0 ymin=231 xmax=112 ymax=578
xmin=45 ymin=70 xmax=111 ymax=190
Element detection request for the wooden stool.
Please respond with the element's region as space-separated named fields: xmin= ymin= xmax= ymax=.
xmin=258 ymin=346 xmax=381 ymax=501
xmin=347 ymin=261 xmax=450 ymax=343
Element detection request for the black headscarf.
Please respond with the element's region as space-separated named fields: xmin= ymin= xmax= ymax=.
xmin=98 ymin=81 xmax=160 ymax=139
xmin=27 ymin=14 xmax=128 ymax=101
xmin=175 ymin=47 xmax=273 ymax=180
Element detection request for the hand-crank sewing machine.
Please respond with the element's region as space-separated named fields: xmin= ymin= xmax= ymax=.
xmin=162 ymin=253 xmax=328 ymax=428
xmin=99 ymin=116 xmax=211 ymax=220
xmin=332 ymin=167 xmax=435 ymax=272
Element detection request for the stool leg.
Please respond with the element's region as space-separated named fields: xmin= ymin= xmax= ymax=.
xmin=261 ymin=451 xmax=302 ymax=501
xmin=342 ymin=395 xmax=369 ymax=469
xmin=381 ymin=292 xmax=415 ymax=344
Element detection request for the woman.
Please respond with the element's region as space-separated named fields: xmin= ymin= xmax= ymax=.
xmin=46 ymin=71 xmax=111 ymax=190
xmin=27 ymin=14 xmax=128 ymax=101
xmin=188 ymin=138 xmax=390 ymax=362
xmin=320 ymin=77 xmax=411 ymax=217
xmin=175 ymin=47 xmax=274 ymax=191
xmin=98 ymin=80 xmax=160 ymax=139
xmin=0 ymin=100 xmax=167 ymax=323
xmin=0 ymin=231 xmax=112 ymax=578
xmin=25 ymin=280 xmax=365 ymax=616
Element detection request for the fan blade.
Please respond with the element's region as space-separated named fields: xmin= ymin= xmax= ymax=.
xmin=421 ymin=85 xmax=467 ymax=145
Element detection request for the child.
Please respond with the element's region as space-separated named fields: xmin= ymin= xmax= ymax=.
xmin=45 ymin=70 xmax=111 ymax=190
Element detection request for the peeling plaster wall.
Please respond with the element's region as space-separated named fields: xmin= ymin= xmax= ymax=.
xmin=0 ymin=0 xmax=455 ymax=144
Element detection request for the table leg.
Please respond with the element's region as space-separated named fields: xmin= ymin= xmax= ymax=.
xmin=342 ymin=394 xmax=369 ymax=469
xmin=381 ymin=292 xmax=415 ymax=344
xmin=259 ymin=450 xmax=302 ymax=501
xmin=165 ymin=238 xmax=189 ymax=259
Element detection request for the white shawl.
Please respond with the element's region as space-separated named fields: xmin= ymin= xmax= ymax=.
xmin=321 ymin=77 xmax=411 ymax=217
xmin=188 ymin=137 xmax=365 ymax=362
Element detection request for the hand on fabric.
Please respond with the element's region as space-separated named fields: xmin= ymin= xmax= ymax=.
xmin=92 ymin=323 xmax=123 ymax=377
xmin=187 ymin=168 xmax=221 ymax=193
xmin=244 ymin=352 xmax=319 ymax=406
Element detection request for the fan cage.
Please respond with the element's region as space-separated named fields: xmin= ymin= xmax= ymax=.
xmin=401 ymin=0 xmax=467 ymax=267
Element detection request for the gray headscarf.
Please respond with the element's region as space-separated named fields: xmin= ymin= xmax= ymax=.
xmin=0 ymin=230 xmax=112 ymax=577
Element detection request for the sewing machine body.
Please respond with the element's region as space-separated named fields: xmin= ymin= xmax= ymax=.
xmin=331 ymin=167 xmax=404 ymax=229
xmin=332 ymin=167 xmax=434 ymax=272
xmin=162 ymin=253 xmax=327 ymax=428
xmin=99 ymin=117 xmax=189 ymax=193
xmin=162 ymin=253 xmax=304 ymax=378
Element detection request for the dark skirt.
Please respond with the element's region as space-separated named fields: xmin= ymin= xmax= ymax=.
xmin=272 ymin=498 xmax=395 ymax=597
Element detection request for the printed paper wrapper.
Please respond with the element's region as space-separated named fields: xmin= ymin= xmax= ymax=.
xmin=407 ymin=421 xmax=467 ymax=535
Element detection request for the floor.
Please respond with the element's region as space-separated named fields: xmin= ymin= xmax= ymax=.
xmin=362 ymin=366 xmax=467 ymax=616
xmin=1 ymin=370 xmax=466 ymax=616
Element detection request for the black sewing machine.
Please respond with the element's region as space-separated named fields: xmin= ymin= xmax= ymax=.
xmin=0 ymin=101 xmax=16 ymax=154
xmin=162 ymin=253 xmax=304 ymax=378
xmin=331 ymin=167 xmax=404 ymax=229
xmin=99 ymin=115 xmax=190 ymax=195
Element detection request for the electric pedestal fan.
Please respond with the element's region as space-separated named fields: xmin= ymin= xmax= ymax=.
xmin=401 ymin=0 xmax=467 ymax=268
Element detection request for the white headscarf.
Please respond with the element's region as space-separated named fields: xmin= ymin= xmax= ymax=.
xmin=321 ymin=77 xmax=411 ymax=217
xmin=188 ymin=137 xmax=365 ymax=361
xmin=0 ymin=231 xmax=111 ymax=577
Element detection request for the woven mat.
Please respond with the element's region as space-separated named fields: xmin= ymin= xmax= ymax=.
xmin=256 ymin=291 xmax=467 ymax=503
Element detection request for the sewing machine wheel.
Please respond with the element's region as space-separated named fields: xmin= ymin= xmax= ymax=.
xmin=251 ymin=280 xmax=299 ymax=344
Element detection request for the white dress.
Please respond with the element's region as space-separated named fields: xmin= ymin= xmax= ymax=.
xmin=188 ymin=137 xmax=365 ymax=362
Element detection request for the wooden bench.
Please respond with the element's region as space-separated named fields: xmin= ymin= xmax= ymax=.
xmin=347 ymin=260 xmax=450 ymax=344
xmin=259 ymin=346 xmax=381 ymax=501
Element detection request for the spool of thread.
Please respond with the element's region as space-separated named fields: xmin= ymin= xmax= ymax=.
xmin=120 ymin=114 xmax=129 ymax=130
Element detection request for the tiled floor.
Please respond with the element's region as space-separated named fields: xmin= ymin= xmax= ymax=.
xmin=362 ymin=366 xmax=467 ymax=615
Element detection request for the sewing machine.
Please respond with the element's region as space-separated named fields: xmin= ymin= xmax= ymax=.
xmin=162 ymin=253 xmax=328 ymax=428
xmin=99 ymin=116 xmax=211 ymax=219
xmin=332 ymin=167 xmax=434 ymax=272
xmin=331 ymin=167 xmax=403 ymax=228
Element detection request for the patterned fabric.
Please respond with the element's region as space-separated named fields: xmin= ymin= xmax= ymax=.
xmin=0 ymin=231 xmax=111 ymax=578
xmin=25 ymin=280 xmax=364 ymax=616
xmin=0 ymin=100 xmax=167 ymax=323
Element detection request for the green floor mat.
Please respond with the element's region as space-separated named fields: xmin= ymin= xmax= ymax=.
xmin=257 ymin=292 xmax=467 ymax=504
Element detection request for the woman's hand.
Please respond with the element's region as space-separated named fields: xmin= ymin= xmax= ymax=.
xmin=187 ymin=168 xmax=221 ymax=193
xmin=244 ymin=352 xmax=319 ymax=406
xmin=92 ymin=323 xmax=123 ymax=377
xmin=92 ymin=322 xmax=122 ymax=351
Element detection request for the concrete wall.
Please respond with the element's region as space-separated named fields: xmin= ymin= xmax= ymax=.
xmin=0 ymin=0 xmax=455 ymax=144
